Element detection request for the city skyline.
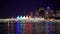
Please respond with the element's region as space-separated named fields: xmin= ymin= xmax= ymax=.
xmin=0 ymin=0 xmax=60 ymax=18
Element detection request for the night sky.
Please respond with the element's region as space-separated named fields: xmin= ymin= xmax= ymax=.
xmin=0 ymin=0 xmax=60 ymax=18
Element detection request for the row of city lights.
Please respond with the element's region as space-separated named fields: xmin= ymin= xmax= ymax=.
xmin=16 ymin=15 xmax=32 ymax=19
xmin=16 ymin=15 xmax=55 ymax=21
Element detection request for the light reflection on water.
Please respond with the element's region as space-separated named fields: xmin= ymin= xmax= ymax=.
xmin=0 ymin=22 xmax=60 ymax=34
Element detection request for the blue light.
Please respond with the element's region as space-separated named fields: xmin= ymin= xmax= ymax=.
xmin=46 ymin=22 xmax=51 ymax=34
xmin=16 ymin=16 xmax=20 ymax=19
xmin=16 ymin=16 xmax=26 ymax=34
xmin=16 ymin=22 xmax=21 ymax=34
xmin=47 ymin=6 xmax=50 ymax=10
xmin=16 ymin=16 xmax=23 ymax=19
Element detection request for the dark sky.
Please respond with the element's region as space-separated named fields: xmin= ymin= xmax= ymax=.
xmin=0 ymin=0 xmax=60 ymax=18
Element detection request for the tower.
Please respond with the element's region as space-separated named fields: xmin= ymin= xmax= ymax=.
xmin=38 ymin=7 xmax=45 ymax=17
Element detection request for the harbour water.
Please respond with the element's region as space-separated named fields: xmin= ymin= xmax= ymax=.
xmin=0 ymin=21 xmax=60 ymax=34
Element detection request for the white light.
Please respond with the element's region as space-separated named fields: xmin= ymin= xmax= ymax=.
xmin=23 ymin=16 xmax=25 ymax=19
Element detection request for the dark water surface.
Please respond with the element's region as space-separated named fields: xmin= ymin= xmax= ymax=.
xmin=0 ymin=22 xmax=60 ymax=34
